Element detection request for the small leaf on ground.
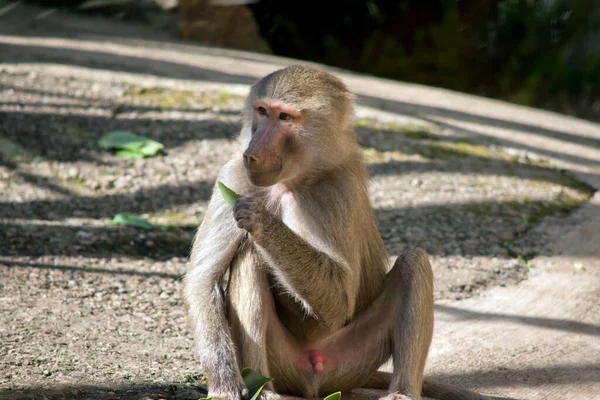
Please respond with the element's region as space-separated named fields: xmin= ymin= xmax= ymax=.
xmin=574 ymin=262 xmax=585 ymax=271
xmin=115 ymin=149 xmax=146 ymax=159
xmin=218 ymin=181 xmax=243 ymax=206
xmin=324 ymin=392 xmax=342 ymax=400
xmin=98 ymin=131 xmax=164 ymax=158
xmin=517 ymin=255 xmax=534 ymax=269
xmin=241 ymin=368 xmax=273 ymax=400
xmin=111 ymin=213 xmax=154 ymax=230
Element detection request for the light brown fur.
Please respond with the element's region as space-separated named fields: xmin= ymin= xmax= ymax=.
xmin=184 ymin=66 xmax=487 ymax=400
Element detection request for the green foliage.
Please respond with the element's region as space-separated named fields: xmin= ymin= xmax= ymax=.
xmin=98 ymin=131 xmax=164 ymax=159
xmin=517 ymin=255 xmax=534 ymax=269
xmin=490 ymin=0 xmax=600 ymax=110
xmin=110 ymin=213 xmax=154 ymax=230
xmin=251 ymin=0 xmax=600 ymax=119
xmin=241 ymin=368 xmax=273 ymax=400
xmin=218 ymin=181 xmax=243 ymax=206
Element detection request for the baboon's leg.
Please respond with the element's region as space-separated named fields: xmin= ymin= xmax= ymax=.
xmin=387 ymin=249 xmax=434 ymax=397
xmin=306 ymin=249 xmax=434 ymax=399
xmin=227 ymin=248 xmax=275 ymax=386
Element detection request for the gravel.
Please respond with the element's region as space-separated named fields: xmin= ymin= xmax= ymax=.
xmin=0 ymin=67 xmax=593 ymax=398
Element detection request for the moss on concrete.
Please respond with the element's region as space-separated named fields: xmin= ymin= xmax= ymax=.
xmin=125 ymin=86 xmax=244 ymax=110
xmin=361 ymin=147 xmax=410 ymax=164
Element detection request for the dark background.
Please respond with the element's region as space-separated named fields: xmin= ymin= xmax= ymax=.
xmin=31 ymin=0 xmax=600 ymax=121
xmin=249 ymin=0 xmax=600 ymax=121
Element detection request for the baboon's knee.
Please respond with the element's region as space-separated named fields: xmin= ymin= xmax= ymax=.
xmin=388 ymin=248 xmax=433 ymax=292
xmin=398 ymin=248 xmax=432 ymax=274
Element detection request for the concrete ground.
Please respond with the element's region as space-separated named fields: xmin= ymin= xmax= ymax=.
xmin=424 ymin=195 xmax=600 ymax=399
xmin=1 ymin=3 xmax=599 ymax=400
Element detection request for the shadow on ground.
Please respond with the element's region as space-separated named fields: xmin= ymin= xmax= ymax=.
xmin=6 ymin=364 xmax=596 ymax=400
xmin=0 ymin=383 xmax=206 ymax=400
xmin=0 ymin=109 xmax=240 ymax=164
xmin=2 ymin=259 xmax=184 ymax=280
xmin=435 ymin=304 xmax=600 ymax=338
xmin=1 ymin=30 xmax=599 ymax=174
xmin=3 ymin=202 xmax=599 ymax=259
xmin=428 ymin=363 xmax=600 ymax=390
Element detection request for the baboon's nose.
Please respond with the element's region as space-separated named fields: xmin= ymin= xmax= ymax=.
xmin=243 ymin=152 xmax=258 ymax=166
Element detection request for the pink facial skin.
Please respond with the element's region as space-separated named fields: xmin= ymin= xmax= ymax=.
xmin=253 ymin=99 xmax=302 ymax=120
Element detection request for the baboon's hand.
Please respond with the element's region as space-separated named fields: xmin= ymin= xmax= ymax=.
xmin=208 ymin=379 xmax=249 ymax=400
xmin=233 ymin=196 xmax=265 ymax=235
xmin=378 ymin=394 xmax=415 ymax=400
xmin=257 ymin=390 xmax=284 ymax=400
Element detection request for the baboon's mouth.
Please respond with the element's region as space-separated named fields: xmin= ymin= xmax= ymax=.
xmin=246 ymin=168 xmax=282 ymax=187
xmin=246 ymin=167 xmax=281 ymax=174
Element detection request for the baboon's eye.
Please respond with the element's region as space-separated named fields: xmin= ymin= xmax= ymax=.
xmin=279 ymin=112 xmax=291 ymax=121
xmin=257 ymin=106 xmax=268 ymax=115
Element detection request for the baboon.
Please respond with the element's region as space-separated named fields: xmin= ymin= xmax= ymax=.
xmin=184 ymin=66 xmax=486 ymax=400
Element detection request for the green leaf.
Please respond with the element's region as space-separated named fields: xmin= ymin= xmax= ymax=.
xmin=324 ymin=392 xmax=341 ymax=400
xmin=98 ymin=131 xmax=164 ymax=158
xmin=110 ymin=213 xmax=154 ymax=230
xmin=218 ymin=181 xmax=242 ymax=206
xmin=241 ymin=368 xmax=272 ymax=400
xmin=115 ymin=149 xmax=146 ymax=159
xmin=98 ymin=131 xmax=145 ymax=149
xmin=137 ymin=141 xmax=164 ymax=156
xmin=199 ymin=398 xmax=212 ymax=400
